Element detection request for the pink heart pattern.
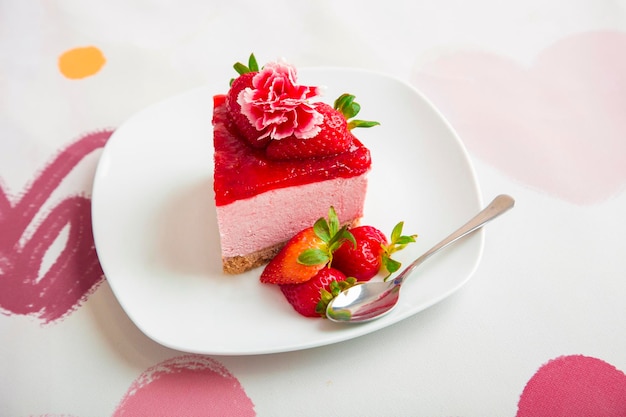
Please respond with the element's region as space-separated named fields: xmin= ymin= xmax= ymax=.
xmin=0 ymin=130 xmax=112 ymax=323
xmin=411 ymin=30 xmax=626 ymax=205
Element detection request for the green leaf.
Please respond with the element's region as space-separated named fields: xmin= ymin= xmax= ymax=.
xmin=232 ymin=54 xmax=260 ymax=76
xmin=329 ymin=280 xmax=344 ymax=297
xmin=326 ymin=228 xmax=356 ymax=268
xmin=298 ymin=248 xmax=330 ymax=265
xmin=308 ymin=207 xmax=358 ymax=269
xmin=395 ymin=235 xmax=417 ymax=245
xmin=346 ymin=102 xmax=360 ymax=119
xmin=333 ymin=94 xmax=354 ymax=112
xmin=340 ymin=228 xmax=357 ymax=249
xmin=327 ymin=225 xmax=351 ymax=248
xmin=333 ymin=93 xmax=379 ymax=129
xmin=379 ymin=221 xmax=419 ymax=280
xmin=390 ymin=221 xmax=404 ymax=243
xmin=383 ymin=256 xmax=402 ymax=276
xmin=326 ymin=231 xmax=346 ymax=252
xmin=248 ymin=53 xmax=259 ymax=72
xmin=233 ymin=62 xmax=250 ymax=75
xmin=347 ymin=120 xmax=381 ymax=129
xmin=313 ymin=217 xmax=331 ymax=242
xmin=320 ymin=288 xmax=333 ymax=302
xmin=334 ymin=94 xmax=360 ymax=119
xmin=315 ymin=288 xmax=333 ymax=316
xmin=327 ymin=206 xmax=340 ymax=236
xmin=337 ymin=96 xmax=361 ymax=120
xmin=316 ymin=278 xmax=358 ymax=317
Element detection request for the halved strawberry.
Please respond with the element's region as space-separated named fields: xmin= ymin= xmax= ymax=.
xmin=265 ymin=94 xmax=380 ymax=160
xmin=259 ymin=227 xmax=325 ymax=284
xmin=333 ymin=222 xmax=417 ymax=281
xmin=279 ymin=267 xmax=356 ymax=317
xmin=259 ymin=207 xmax=355 ymax=285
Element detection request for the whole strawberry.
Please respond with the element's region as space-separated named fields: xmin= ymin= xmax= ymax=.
xmin=332 ymin=226 xmax=387 ymax=281
xmin=260 ymin=207 xmax=355 ymax=285
xmin=333 ymin=222 xmax=417 ymax=281
xmin=280 ymin=267 xmax=356 ymax=317
xmin=225 ymin=54 xmax=271 ymax=148
xmin=265 ymin=94 xmax=380 ymax=160
xmin=227 ymin=72 xmax=271 ymax=149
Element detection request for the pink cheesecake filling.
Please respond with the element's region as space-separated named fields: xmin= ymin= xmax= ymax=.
xmin=216 ymin=175 xmax=368 ymax=258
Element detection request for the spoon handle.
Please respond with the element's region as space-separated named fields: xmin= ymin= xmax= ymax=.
xmin=394 ymin=194 xmax=515 ymax=284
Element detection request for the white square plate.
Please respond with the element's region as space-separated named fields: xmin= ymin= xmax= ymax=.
xmin=92 ymin=68 xmax=482 ymax=355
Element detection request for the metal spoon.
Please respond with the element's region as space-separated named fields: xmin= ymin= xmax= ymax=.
xmin=326 ymin=194 xmax=515 ymax=323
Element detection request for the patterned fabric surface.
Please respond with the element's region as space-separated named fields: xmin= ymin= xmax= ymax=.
xmin=1 ymin=1 xmax=625 ymax=415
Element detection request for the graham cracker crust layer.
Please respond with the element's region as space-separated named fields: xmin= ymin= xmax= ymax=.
xmin=222 ymin=241 xmax=285 ymax=275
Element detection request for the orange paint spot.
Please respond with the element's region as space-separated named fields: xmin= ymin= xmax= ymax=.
xmin=58 ymin=46 xmax=106 ymax=79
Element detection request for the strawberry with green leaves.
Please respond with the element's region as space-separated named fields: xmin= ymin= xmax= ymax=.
xmin=225 ymin=54 xmax=270 ymax=148
xmin=226 ymin=54 xmax=379 ymax=158
xmin=332 ymin=222 xmax=418 ymax=281
xmin=261 ymin=207 xmax=417 ymax=318
xmin=265 ymin=94 xmax=380 ymax=160
xmin=259 ymin=207 xmax=355 ymax=285
xmin=279 ymin=268 xmax=357 ymax=317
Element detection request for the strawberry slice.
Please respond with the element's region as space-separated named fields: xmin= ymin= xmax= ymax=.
xmin=265 ymin=94 xmax=380 ymax=160
xmin=279 ymin=267 xmax=356 ymax=317
xmin=259 ymin=207 xmax=355 ymax=285
xmin=333 ymin=222 xmax=417 ymax=281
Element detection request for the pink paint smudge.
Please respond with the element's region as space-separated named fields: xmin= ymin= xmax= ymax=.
xmin=517 ymin=355 xmax=626 ymax=416
xmin=113 ymin=355 xmax=255 ymax=417
xmin=27 ymin=354 xmax=625 ymax=416
xmin=412 ymin=30 xmax=626 ymax=204
xmin=0 ymin=130 xmax=112 ymax=323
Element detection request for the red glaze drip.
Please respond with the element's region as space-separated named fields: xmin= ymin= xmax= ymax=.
xmin=213 ymin=95 xmax=371 ymax=206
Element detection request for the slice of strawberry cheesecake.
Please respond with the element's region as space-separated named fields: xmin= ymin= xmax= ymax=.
xmin=213 ymin=55 xmax=378 ymax=274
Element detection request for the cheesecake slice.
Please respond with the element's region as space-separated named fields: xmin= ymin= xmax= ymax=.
xmin=212 ymin=56 xmax=375 ymax=274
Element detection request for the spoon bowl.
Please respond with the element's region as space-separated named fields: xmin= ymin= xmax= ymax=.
xmin=326 ymin=194 xmax=515 ymax=323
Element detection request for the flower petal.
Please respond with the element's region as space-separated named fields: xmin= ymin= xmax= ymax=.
xmin=235 ymin=60 xmax=323 ymax=140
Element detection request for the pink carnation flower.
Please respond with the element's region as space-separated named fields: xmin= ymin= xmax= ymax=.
xmin=237 ymin=61 xmax=323 ymax=140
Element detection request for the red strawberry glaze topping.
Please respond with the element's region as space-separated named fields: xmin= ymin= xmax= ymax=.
xmin=213 ymin=95 xmax=371 ymax=206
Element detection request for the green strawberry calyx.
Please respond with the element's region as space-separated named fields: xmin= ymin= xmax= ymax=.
xmin=333 ymin=93 xmax=380 ymax=130
xmin=233 ymin=53 xmax=259 ymax=75
xmin=381 ymin=221 xmax=418 ymax=280
xmin=297 ymin=206 xmax=356 ymax=267
xmin=229 ymin=53 xmax=260 ymax=85
xmin=315 ymin=277 xmax=358 ymax=317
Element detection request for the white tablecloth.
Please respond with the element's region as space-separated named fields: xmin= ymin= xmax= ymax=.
xmin=2 ymin=1 xmax=625 ymax=415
